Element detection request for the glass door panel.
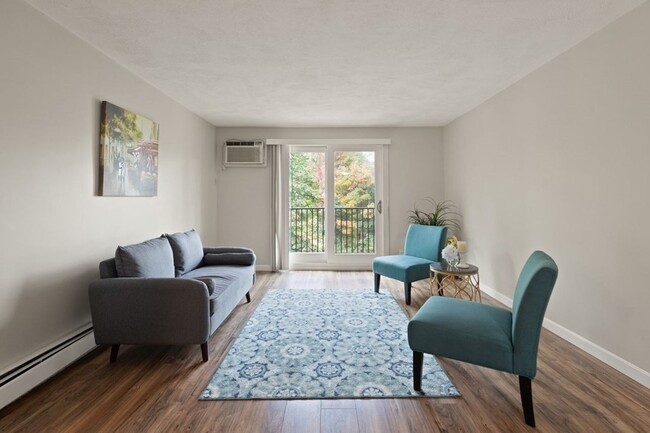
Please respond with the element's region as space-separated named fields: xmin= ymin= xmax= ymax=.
xmin=289 ymin=148 xmax=326 ymax=264
xmin=333 ymin=151 xmax=376 ymax=254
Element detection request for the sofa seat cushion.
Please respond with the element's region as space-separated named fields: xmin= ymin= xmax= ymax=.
xmin=182 ymin=265 xmax=255 ymax=315
xmin=197 ymin=280 xmax=224 ymax=317
xmin=166 ymin=229 xmax=204 ymax=276
xmin=114 ymin=237 xmax=175 ymax=278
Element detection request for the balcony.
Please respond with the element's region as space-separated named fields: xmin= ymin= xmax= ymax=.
xmin=290 ymin=207 xmax=375 ymax=254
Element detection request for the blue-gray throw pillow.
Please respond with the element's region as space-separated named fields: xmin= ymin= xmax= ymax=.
xmin=203 ymin=252 xmax=255 ymax=266
xmin=114 ymin=237 xmax=175 ymax=278
xmin=166 ymin=229 xmax=204 ymax=276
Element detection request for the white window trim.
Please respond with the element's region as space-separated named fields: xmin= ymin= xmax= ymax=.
xmin=266 ymin=138 xmax=391 ymax=146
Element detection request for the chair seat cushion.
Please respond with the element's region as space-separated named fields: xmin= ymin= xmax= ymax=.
xmin=372 ymin=255 xmax=434 ymax=283
xmin=408 ymin=297 xmax=514 ymax=373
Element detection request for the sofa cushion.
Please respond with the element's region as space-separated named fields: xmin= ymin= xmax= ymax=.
xmin=187 ymin=277 xmax=219 ymax=315
xmin=114 ymin=237 xmax=175 ymax=278
xmin=193 ymin=277 xmax=217 ymax=296
xmin=166 ymin=229 xmax=204 ymax=276
xmin=204 ymin=252 xmax=255 ymax=266
xmin=181 ymin=265 xmax=254 ymax=318
xmin=182 ymin=266 xmax=253 ymax=294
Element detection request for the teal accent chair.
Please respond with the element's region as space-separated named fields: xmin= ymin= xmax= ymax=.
xmin=373 ymin=224 xmax=447 ymax=305
xmin=408 ymin=251 xmax=558 ymax=427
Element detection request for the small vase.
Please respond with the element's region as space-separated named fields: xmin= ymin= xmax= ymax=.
xmin=447 ymin=257 xmax=459 ymax=269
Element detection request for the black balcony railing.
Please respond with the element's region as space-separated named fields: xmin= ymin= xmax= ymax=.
xmin=290 ymin=207 xmax=325 ymax=253
xmin=290 ymin=207 xmax=375 ymax=254
xmin=334 ymin=207 xmax=375 ymax=254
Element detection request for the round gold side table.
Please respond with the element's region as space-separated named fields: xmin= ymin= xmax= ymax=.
xmin=430 ymin=262 xmax=481 ymax=302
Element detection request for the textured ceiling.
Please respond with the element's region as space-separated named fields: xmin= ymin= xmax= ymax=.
xmin=24 ymin=0 xmax=645 ymax=127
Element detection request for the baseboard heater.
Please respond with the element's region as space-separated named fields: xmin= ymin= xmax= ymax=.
xmin=0 ymin=326 xmax=96 ymax=409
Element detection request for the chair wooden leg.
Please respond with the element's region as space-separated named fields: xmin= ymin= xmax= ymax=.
xmin=201 ymin=342 xmax=209 ymax=362
xmin=519 ymin=376 xmax=536 ymax=427
xmin=109 ymin=344 xmax=120 ymax=363
xmin=404 ymin=282 xmax=412 ymax=305
xmin=413 ymin=351 xmax=423 ymax=392
xmin=245 ymin=291 xmax=251 ymax=303
xmin=374 ymin=273 xmax=380 ymax=293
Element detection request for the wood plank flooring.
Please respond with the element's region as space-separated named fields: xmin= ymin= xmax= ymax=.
xmin=1 ymin=271 xmax=649 ymax=432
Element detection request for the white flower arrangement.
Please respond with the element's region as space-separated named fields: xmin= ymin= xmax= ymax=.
xmin=441 ymin=244 xmax=459 ymax=264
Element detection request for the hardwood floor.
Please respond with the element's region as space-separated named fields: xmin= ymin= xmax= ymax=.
xmin=1 ymin=271 xmax=648 ymax=432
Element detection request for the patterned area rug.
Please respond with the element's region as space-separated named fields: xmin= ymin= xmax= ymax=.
xmin=200 ymin=288 xmax=459 ymax=400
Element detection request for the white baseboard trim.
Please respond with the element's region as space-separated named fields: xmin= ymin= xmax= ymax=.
xmin=257 ymin=262 xmax=371 ymax=271
xmin=480 ymin=284 xmax=650 ymax=388
xmin=0 ymin=328 xmax=97 ymax=410
xmin=290 ymin=263 xmax=371 ymax=271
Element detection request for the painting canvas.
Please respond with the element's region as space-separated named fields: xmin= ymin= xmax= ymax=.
xmin=99 ymin=101 xmax=159 ymax=196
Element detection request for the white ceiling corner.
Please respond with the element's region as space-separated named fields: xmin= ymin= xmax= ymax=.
xmin=23 ymin=0 xmax=647 ymax=127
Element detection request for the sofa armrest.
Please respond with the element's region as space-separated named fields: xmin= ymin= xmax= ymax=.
xmin=99 ymin=258 xmax=118 ymax=278
xmin=88 ymin=278 xmax=210 ymax=346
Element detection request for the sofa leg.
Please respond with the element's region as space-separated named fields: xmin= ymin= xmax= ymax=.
xmin=374 ymin=273 xmax=380 ymax=293
xmin=201 ymin=342 xmax=209 ymax=362
xmin=413 ymin=351 xmax=423 ymax=392
xmin=110 ymin=344 xmax=120 ymax=363
xmin=404 ymin=282 xmax=412 ymax=305
xmin=519 ymin=376 xmax=536 ymax=427
xmin=245 ymin=292 xmax=251 ymax=303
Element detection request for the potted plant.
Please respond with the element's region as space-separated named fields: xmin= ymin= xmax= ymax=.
xmin=407 ymin=198 xmax=461 ymax=232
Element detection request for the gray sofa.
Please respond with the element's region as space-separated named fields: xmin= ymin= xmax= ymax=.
xmin=89 ymin=229 xmax=255 ymax=363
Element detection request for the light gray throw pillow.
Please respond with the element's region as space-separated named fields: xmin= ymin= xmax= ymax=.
xmin=166 ymin=229 xmax=204 ymax=276
xmin=114 ymin=237 xmax=175 ymax=278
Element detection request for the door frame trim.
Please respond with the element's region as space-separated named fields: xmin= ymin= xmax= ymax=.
xmin=268 ymin=138 xmax=391 ymax=146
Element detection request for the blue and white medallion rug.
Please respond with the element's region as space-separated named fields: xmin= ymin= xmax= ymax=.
xmin=200 ymin=288 xmax=459 ymax=400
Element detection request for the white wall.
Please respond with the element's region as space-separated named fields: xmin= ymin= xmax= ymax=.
xmin=215 ymin=128 xmax=443 ymax=268
xmin=443 ymin=2 xmax=650 ymax=374
xmin=0 ymin=0 xmax=217 ymax=372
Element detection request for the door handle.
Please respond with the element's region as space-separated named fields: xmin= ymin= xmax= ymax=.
xmin=377 ymin=200 xmax=382 ymax=214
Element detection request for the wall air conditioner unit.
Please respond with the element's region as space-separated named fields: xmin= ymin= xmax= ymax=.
xmin=223 ymin=139 xmax=266 ymax=167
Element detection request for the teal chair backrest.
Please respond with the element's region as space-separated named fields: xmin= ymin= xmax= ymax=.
xmin=403 ymin=224 xmax=448 ymax=262
xmin=511 ymin=251 xmax=559 ymax=377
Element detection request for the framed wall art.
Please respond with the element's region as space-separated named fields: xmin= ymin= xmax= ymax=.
xmin=98 ymin=101 xmax=159 ymax=196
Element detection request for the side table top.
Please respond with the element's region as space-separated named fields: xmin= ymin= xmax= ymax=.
xmin=430 ymin=262 xmax=479 ymax=275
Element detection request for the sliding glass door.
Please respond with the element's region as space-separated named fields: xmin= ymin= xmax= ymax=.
xmin=289 ymin=144 xmax=384 ymax=269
